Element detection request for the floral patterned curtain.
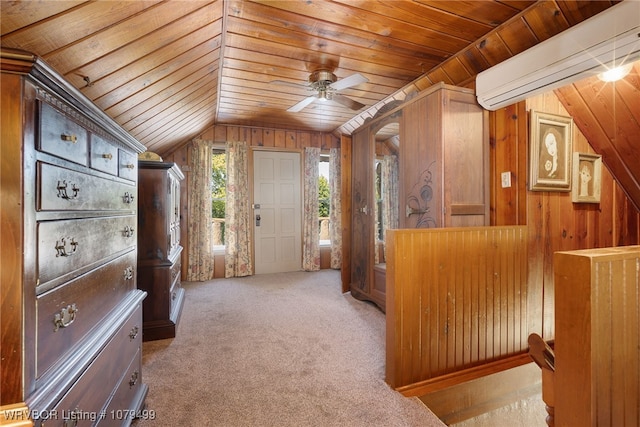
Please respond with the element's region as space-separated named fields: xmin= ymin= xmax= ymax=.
xmin=302 ymin=147 xmax=320 ymax=271
xmin=329 ymin=148 xmax=342 ymax=269
xmin=224 ymin=141 xmax=253 ymax=277
xmin=186 ymin=139 xmax=215 ymax=281
xmin=374 ymin=159 xmax=380 ymax=264
xmin=382 ymin=154 xmax=399 ymax=258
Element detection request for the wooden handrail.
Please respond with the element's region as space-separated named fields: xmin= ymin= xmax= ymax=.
xmin=528 ymin=333 xmax=555 ymax=427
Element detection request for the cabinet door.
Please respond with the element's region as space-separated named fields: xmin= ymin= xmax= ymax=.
xmin=442 ymin=89 xmax=489 ymax=227
xmin=350 ymin=128 xmax=375 ymax=294
xmin=401 ymin=93 xmax=442 ymax=229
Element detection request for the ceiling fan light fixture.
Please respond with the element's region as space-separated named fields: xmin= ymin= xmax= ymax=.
xmin=598 ymin=62 xmax=634 ymax=82
xmin=310 ymin=70 xmax=337 ymax=85
xmin=318 ymin=90 xmax=329 ymax=101
xmin=282 ymin=70 xmax=368 ymax=112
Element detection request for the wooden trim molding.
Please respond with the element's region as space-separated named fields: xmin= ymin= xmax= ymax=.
xmin=397 ymin=353 xmax=533 ymax=397
xmin=449 ymin=203 xmax=487 ymax=216
xmin=0 ymin=403 xmax=33 ymax=426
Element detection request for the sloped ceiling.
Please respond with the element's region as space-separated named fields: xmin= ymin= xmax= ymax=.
xmin=0 ymin=0 xmax=619 ymax=155
xmin=3 ymin=1 xmax=638 ymax=209
xmin=556 ymin=63 xmax=640 ymax=210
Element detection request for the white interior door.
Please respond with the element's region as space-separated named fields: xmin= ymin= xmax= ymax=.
xmin=253 ymin=151 xmax=302 ymax=274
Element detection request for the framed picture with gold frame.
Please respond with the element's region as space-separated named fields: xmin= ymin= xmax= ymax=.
xmin=529 ymin=110 xmax=573 ymax=191
xmin=572 ymin=153 xmax=602 ymax=203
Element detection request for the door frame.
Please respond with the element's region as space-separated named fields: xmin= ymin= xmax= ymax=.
xmin=250 ymin=147 xmax=304 ymax=274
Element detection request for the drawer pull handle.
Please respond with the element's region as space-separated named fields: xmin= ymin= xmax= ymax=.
xmin=129 ymin=325 xmax=139 ymax=341
xmin=60 ymin=133 xmax=77 ymax=143
xmin=406 ymin=205 xmax=430 ymax=217
xmin=172 ymin=291 xmax=177 ymax=300
xmin=123 ymin=192 xmax=135 ymax=204
xmin=129 ymin=371 xmax=139 ymax=388
xmin=125 ymin=163 xmax=135 ymax=169
xmin=123 ymin=266 xmax=134 ymax=281
xmin=55 ymin=237 xmax=78 ymax=257
xmin=57 ymin=180 xmax=80 ymax=200
xmin=102 ymin=153 xmax=113 ymax=160
xmin=123 ymin=225 xmax=135 ymax=238
xmin=54 ymin=304 xmax=78 ymax=331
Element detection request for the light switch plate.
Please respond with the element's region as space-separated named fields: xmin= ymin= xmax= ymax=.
xmin=501 ymin=171 xmax=511 ymax=188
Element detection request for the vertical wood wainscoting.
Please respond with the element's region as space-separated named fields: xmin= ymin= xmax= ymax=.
xmin=386 ymin=226 xmax=529 ymax=394
xmin=554 ymin=246 xmax=640 ymax=427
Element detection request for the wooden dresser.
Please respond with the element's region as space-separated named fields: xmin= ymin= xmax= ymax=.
xmin=137 ymin=160 xmax=185 ymax=341
xmin=1 ymin=49 xmax=149 ymax=425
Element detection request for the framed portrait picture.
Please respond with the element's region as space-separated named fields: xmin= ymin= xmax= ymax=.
xmin=529 ymin=110 xmax=573 ymax=191
xmin=572 ymin=153 xmax=602 ymax=203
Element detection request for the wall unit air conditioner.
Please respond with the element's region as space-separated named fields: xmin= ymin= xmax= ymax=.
xmin=476 ymin=0 xmax=640 ymax=111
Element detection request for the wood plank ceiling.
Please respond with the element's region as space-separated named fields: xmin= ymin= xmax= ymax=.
xmin=0 ymin=0 xmax=619 ymax=156
xmin=556 ymin=63 xmax=640 ymax=210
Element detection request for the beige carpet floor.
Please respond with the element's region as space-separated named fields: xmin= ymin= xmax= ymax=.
xmin=132 ymin=270 xmax=445 ymax=427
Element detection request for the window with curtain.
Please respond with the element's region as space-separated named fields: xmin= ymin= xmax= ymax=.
xmin=304 ymin=148 xmax=343 ymax=270
xmin=318 ymin=154 xmax=330 ymax=246
xmin=211 ymin=149 xmax=226 ymax=250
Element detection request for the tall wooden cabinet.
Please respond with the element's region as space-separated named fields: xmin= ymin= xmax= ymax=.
xmin=350 ymin=83 xmax=489 ymax=311
xmin=1 ymin=49 xmax=148 ymax=425
xmin=137 ymin=160 xmax=185 ymax=341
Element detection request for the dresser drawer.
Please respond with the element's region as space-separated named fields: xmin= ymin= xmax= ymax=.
xmin=37 ymin=216 xmax=137 ymax=289
xmin=118 ymin=150 xmax=137 ymax=182
xmin=38 ymin=101 xmax=88 ymax=166
xmin=170 ymin=259 xmax=181 ymax=290
xmin=169 ymin=260 xmax=181 ymax=315
xmin=36 ymin=251 xmax=137 ymax=379
xmin=90 ymin=134 xmax=119 ymax=176
xmin=38 ymin=162 xmax=137 ymax=212
xmin=97 ymin=349 xmax=144 ymax=427
xmin=32 ymin=305 xmax=142 ymax=427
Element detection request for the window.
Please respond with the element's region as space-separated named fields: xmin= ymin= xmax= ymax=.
xmin=319 ymin=154 xmax=330 ymax=245
xmin=211 ymin=149 xmax=226 ymax=248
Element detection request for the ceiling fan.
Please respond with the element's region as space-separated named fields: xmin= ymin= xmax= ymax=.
xmin=274 ymin=70 xmax=369 ymax=112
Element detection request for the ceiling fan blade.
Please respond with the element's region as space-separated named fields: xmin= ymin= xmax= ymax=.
xmin=331 ymin=94 xmax=365 ymax=110
xmin=329 ymin=73 xmax=368 ymax=91
xmin=271 ymin=80 xmax=309 ymax=89
xmin=287 ymin=95 xmax=318 ymax=112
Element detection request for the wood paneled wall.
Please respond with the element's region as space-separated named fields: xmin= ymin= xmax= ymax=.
xmin=489 ymin=93 xmax=640 ymax=340
xmin=161 ymin=124 xmax=340 ymax=279
xmin=161 ymin=90 xmax=640 ymax=346
xmin=385 ymin=226 xmax=529 ymax=392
